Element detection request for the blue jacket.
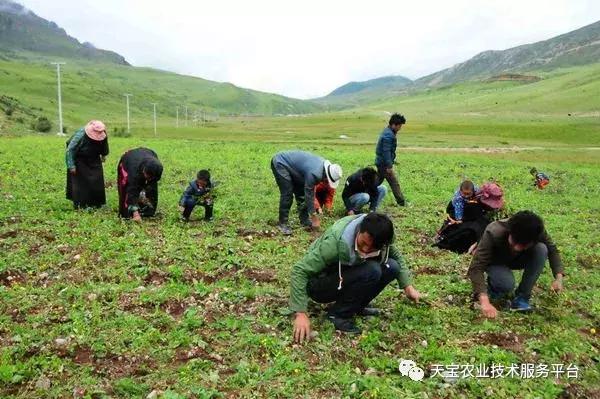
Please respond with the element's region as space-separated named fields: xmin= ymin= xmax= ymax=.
xmin=179 ymin=180 xmax=212 ymax=206
xmin=375 ymin=126 xmax=397 ymax=168
xmin=272 ymin=150 xmax=325 ymax=215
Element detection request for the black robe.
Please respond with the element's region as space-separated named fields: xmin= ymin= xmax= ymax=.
xmin=434 ymin=201 xmax=491 ymax=254
xmin=117 ymin=148 xmax=161 ymax=218
xmin=66 ymin=134 xmax=109 ymax=208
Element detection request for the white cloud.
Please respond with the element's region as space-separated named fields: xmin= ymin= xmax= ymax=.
xmin=18 ymin=0 xmax=600 ymax=98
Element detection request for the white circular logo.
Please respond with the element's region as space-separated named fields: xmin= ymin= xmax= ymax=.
xmin=408 ymin=366 xmax=425 ymax=381
xmin=398 ymin=359 xmax=416 ymax=376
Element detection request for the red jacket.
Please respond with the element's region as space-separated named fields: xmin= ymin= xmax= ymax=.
xmin=314 ymin=182 xmax=335 ymax=211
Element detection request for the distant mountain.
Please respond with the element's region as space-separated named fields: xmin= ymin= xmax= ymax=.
xmin=0 ymin=0 xmax=130 ymax=65
xmin=417 ymin=20 xmax=600 ymax=87
xmin=317 ymin=20 xmax=600 ymax=107
xmin=317 ymin=75 xmax=413 ymax=106
xmin=327 ymin=75 xmax=413 ymax=97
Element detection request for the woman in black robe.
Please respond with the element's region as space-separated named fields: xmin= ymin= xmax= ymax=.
xmin=434 ymin=200 xmax=492 ymax=253
xmin=434 ymin=182 xmax=505 ymax=254
xmin=65 ymin=120 xmax=109 ymax=208
xmin=117 ymin=147 xmax=163 ymax=221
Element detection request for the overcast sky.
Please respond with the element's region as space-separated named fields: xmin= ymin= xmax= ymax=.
xmin=17 ymin=0 xmax=600 ymax=99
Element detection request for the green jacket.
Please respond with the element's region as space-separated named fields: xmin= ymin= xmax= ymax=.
xmin=65 ymin=128 xmax=86 ymax=170
xmin=289 ymin=215 xmax=412 ymax=313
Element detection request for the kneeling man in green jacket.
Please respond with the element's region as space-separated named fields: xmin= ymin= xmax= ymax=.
xmin=290 ymin=213 xmax=421 ymax=342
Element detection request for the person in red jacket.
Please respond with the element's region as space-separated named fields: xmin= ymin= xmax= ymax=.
xmin=314 ymin=181 xmax=336 ymax=214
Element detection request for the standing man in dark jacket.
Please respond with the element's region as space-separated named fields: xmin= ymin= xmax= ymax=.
xmin=375 ymin=113 xmax=406 ymax=206
xmin=342 ymin=167 xmax=387 ymax=215
xmin=467 ymin=211 xmax=565 ymax=318
xmin=271 ymin=150 xmax=342 ymax=235
xmin=117 ymin=148 xmax=163 ymax=221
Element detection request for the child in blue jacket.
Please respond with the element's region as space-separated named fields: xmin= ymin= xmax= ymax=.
xmin=179 ymin=170 xmax=214 ymax=221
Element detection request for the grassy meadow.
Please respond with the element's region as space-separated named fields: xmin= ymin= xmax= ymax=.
xmin=0 ymin=113 xmax=599 ymax=399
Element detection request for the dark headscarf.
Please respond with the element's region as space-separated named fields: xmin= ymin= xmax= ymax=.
xmin=143 ymin=159 xmax=163 ymax=182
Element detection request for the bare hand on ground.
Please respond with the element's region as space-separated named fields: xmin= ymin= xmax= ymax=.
xmin=311 ymin=214 xmax=320 ymax=228
xmin=551 ymin=274 xmax=564 ymax=293
xmin=479 ymin=294 xmax=498 ymax=318
xmin=293 ymin=312 xmax=311 ymax=343
xmin=404 ymin=285 xmax=421 ymax=303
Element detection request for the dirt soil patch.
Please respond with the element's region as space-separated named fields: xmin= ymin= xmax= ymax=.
xmin=0 ymin=269 xmax=27 ymax=286
xmin=475 ymin=331 xmax=527 ymax=352
xmin=0 ymin=229 xmax=19 ymax=239
xmin=236 ymin=228 xmax=278 ymax=239
xmin=144 ymin=269 xmax=169 ymax=285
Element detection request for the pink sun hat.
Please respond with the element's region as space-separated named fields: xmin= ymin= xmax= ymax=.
xmin=477 ymin=182 xmax=505 ymax=209
xmin=84 ymin=120 xmax=107 ymax=141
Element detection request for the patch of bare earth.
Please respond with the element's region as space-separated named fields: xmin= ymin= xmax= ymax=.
xmin=144 ymin=269 xmax=169 ymax=286
xmin=559 ymin=384 xmax=600 ymax=399
xmin=68 ymin=345 xmax=156 ymax=379
xmin=236 ymin=228 xmax=278 ymax=239
xmin=0 ymin=269 xmax=27 ymax=287
xmin=475 ymin=331 xmax=527 ymax=352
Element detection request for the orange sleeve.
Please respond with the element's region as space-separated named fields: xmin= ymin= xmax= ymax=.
xmin=314 ymin=185 xmax=322 ymax=210
xmin=324 ymin=186 xmax=335 ymax=210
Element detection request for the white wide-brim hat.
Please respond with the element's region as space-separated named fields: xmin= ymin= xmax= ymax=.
xmin=323 ymin=160 xmax=343 ymax=189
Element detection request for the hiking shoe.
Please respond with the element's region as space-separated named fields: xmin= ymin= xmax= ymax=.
xmin=510 ymin=296 xmax=533 ymax=312
xmin=358 ymin=307 xmax=381 ymax=317
xmin=278 ymin=223 xmax=292 ymax=235
xmin=327 ymin=315 xmax=362 ymax=334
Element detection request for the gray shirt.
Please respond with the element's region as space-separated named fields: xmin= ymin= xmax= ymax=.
xmin=272 ymin=150 xmax=325 ymax=215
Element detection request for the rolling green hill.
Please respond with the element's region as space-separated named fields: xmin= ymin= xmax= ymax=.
xmin=371 ymin=64 xmax=600 ymax=117
xmin=0 ymin=0 xmax=324 ymax=133
xmin=417 ymin=20 xmax=600 ymax=87
xmin=0 ymin=57 xmax=324 ymax=134
xmin=322 ymin=20 xmax=600 ymax=108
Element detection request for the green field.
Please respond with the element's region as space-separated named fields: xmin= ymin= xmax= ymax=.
xmin=1 ymin=121 xmax=599 ymax=398
xmin=1 ymin=8 xmax=600 ymax=397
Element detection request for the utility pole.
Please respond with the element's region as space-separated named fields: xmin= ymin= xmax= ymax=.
xmin=51 ymin=62 xmax=66 ymax=135
xmin=124 ymin=94 xmax=132 ymax=133
xmin=176 ymin=106 xmax=179 ymax=128
xmin=151 ymin=103 xmax=157 ymax=137
xmin=184 ymin=106 xmax=188 ymax=127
